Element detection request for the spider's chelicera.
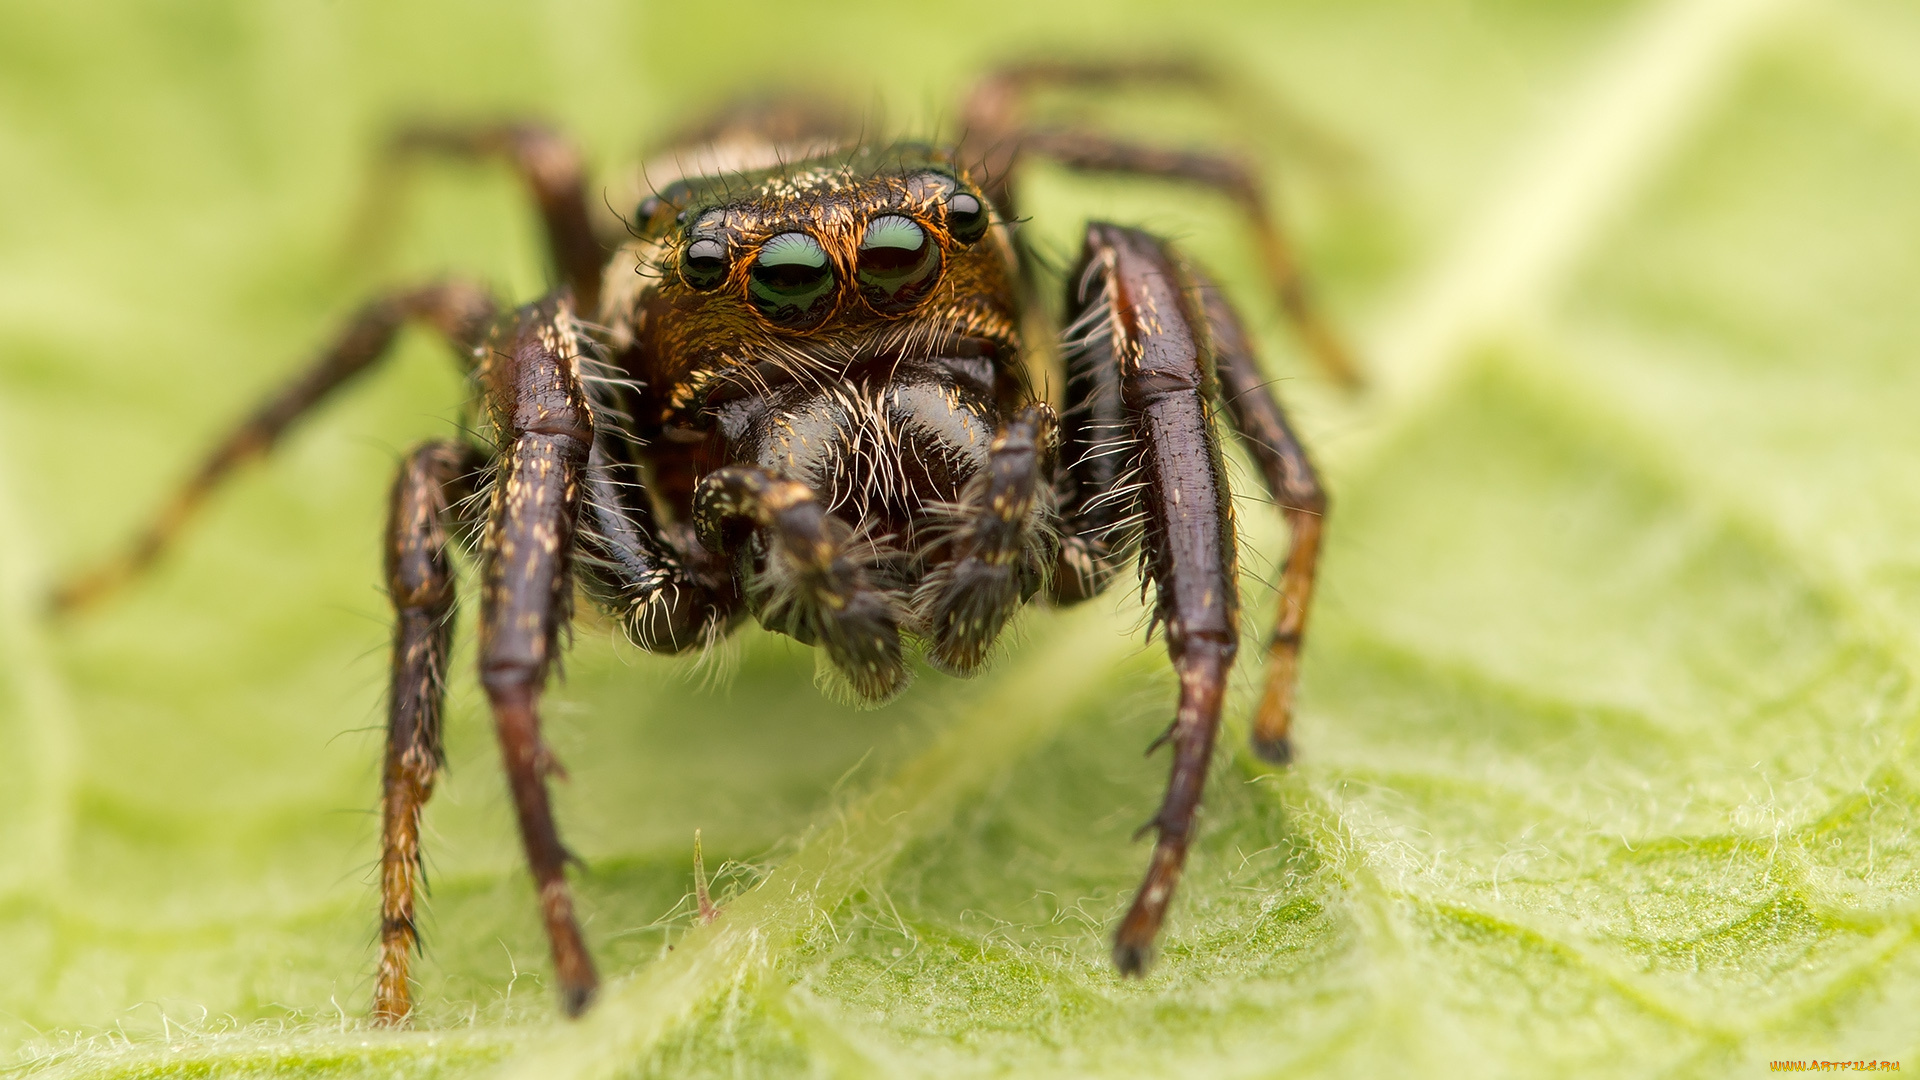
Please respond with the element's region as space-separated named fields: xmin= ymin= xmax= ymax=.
xmin=53 ymin=62 xmax=1354 ymax=1025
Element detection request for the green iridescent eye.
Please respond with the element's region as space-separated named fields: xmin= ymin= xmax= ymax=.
xmin=747 ymin=232 xmax=836 ymax=327
xmin=945 ymin=190 xmax=988 ymax=244
xmin=856 ymin=215 xmax=941 ymax=313
xmin=680 ymin=237 xmax=729 ymax=290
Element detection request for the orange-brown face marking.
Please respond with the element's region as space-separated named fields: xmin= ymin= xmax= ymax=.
xmin=598 ymin=145 xmax=1023 ymax=424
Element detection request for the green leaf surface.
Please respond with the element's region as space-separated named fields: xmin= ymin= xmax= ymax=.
xmin=4 ymin=0 xmax=1919 ymax=1075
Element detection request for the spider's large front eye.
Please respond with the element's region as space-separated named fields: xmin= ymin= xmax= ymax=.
xmin=680 ymin=237 xmax=729 ymax=291
xmin=748 ymin=232 xmax=836 ymax=327
xmin=857 ymin=215 xmax=942 ymax=313
xmin=944 ymin=191 xmax=988 ymax=245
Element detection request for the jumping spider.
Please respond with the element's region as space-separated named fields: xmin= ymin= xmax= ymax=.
xmin=53 ymin=61 xmax=1352 ymax=1024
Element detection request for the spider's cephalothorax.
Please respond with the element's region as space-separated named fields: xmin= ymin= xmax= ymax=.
xmin=587 ymin=144 xmax=1053 ymax=701
xmin=53 ymin=62 xmax=1349 ymax=1024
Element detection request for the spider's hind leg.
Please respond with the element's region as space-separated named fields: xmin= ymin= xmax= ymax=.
xmin=959 ymin=58 xmax=1363 ymax=390
xmin=646 ymin=94 xmax=860 ymax=170
xmin=362 ymin=122 xmax=607 ymax=311
xmin=50 ymin=281 xmax=495 ymax=615
xmin=1011 ymin=132 xmax=1360 ymax=388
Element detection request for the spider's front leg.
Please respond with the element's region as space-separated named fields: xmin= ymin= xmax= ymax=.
xmin=473 ymin=296 xmax=602 ymax=1015
xmin=1054 ymin=222 xmax=1328 ymax=975
xmin=382 ymin=299 xmax=732 ymax=1024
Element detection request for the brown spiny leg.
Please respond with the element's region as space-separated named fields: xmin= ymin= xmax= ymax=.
xmin=1195 ymin=271 xmax=1327 ymax=765
xmin=957 ymin=57 xmax=1362 ymax=389
xmin=920 ymin=404 xmax=1055 ymax=675
xmin=693 ymin=467 xmax=909 ymax=703
xmin=475 ymin=297 xmax=599 ymax=1016
xmin=380 ymin=123 xmax=607 ymax=312
xmin=618 ymin=97 xmax=864 ymax=248
xmin=642 ymin=94 xmax=858 ymax=179
xmin=50 ymin=281 xmax=495 ymax=614
xmin=1012 ymin=132 xmax=1361 ymax=389
xmin=668 ymin=95 xmax=856 ymax=148
xmin=373 ymin=439 xmax=484 ymax=1026
xmin=959 ymin=58 xmax=1359 ymax=213
xmin=1063 ymin=224 xmax=1242 ymax=975
xmin=960 ymin=57 xmax=1229 ymax=212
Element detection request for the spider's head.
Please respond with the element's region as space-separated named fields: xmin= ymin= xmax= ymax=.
xmin=607 ymin=144 xmax=1023 ymax=410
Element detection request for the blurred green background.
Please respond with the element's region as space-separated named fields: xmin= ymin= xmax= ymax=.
xmin=5 ymin=0 xmax=1920 ymax=1076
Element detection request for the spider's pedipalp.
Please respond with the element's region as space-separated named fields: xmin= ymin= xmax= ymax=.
xmin=694 ymin=465 xmax=911 ymax=704
xmin=916 ymin=403 xmax=1055 ymax=675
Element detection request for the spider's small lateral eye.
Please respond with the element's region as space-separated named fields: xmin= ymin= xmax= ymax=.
xmin=857 ymin=215 xmax=942 ymax=314
xmin=945 ymin=191 xmax=989 ymax=245
xmin=748 ymin=232 xmax=836 ymax=327
xmin=681 ymin=237 xmax=730 ymax=291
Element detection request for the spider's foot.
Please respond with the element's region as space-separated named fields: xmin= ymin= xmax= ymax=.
xmin=559 ymin=978 xmax=598 ymax=1019
xmin=1249 ymin=730 xmax=1294 ymax=766
xmin=1112 ymin=937 xmax=1153 ymax=977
